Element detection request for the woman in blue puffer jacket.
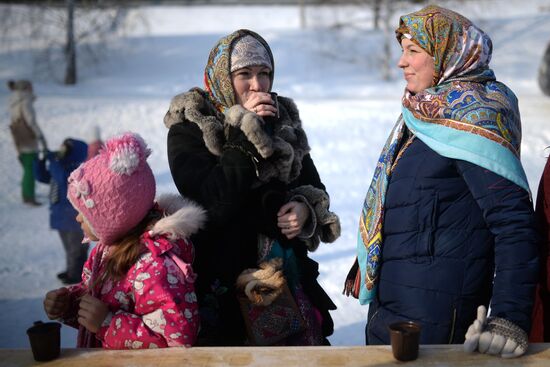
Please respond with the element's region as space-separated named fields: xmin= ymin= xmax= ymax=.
xmin=344 ymin=5 xmax=539 ymax=358
xmin=35 ymin=138 xmax=89 ymax=284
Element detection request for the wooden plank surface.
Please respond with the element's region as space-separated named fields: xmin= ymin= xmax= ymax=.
xmin=1 ymin=344 xmax=549 ymax=367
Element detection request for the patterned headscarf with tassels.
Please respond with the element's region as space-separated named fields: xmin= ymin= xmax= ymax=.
xmin=345 ymin=5 xmax=528 ymax=305
xmin=203 ymin=29 xmax=275 ymax=113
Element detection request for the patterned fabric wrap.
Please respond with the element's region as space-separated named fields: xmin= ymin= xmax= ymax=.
xmin=354 ymin=119 xmax=412 ymax=304
xmin=230 ymin=35 xmax=273 ymax=72
xmin=238 ymin=283 xmax=306 ymax=346
xmin=204 ymin=29 xmax=274 ymax=112
xmin=353 ymin=5 xmax=527 ymax=305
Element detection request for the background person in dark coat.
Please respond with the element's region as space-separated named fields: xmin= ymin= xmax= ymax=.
xmin=34 ymin=138 xmax=89 ymax=284
xmin=344 ymin=5 xmax=539 ymax=358
xmin=164 ymin=29 xmax=340 ymax=346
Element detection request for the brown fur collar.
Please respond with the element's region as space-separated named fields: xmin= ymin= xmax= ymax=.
xmin=164 ymin=88 xmax=311 ymax=183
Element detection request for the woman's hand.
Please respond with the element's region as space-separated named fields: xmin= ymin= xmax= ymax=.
xmin=277 ymin=201 xmax=310 ymax=239
xmin=242 ymin=91 xmax=277 ymax=117
xmin=78 ymin=294 xmax=109 ymax=333
xmin=44 ymin=287 xmax=70 ymax=319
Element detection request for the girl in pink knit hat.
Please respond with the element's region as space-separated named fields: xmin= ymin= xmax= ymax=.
xmin=43 ymin=132 xmax=206 ymax=349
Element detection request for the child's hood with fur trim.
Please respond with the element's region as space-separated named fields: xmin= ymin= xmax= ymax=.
xmin=149 ymin=193 xmax=207 ymax=246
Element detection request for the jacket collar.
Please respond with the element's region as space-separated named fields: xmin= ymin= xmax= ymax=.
xmin=164 ymin=89 xmax=310 ymax=183
xmin=144 ymin=193 xmax=206 ymax=256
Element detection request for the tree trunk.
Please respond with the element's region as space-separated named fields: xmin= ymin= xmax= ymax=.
xmin=539 ymin=42 xmax=550 ymax=96
xmin=381 ymin=0 xmax=394 ymax=81
xmin=64 ymin=0 xmax=76 ymax=85
xmin=373 ymin=0 xmax=381 ymax=30
xmin=299 ymin=0 xmax=306 ymax=29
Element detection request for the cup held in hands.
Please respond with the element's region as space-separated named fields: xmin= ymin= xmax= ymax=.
xmin=270 ymin=92 xmax=279 ymax=119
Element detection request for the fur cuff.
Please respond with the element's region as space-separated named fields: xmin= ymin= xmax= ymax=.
xmin=289 ymin=185 xmax=340 ymax=251
xmin=224 ymin=105 xmax=274 ymax=159
xmin=164 ymin=92 xmax=188 ymax=129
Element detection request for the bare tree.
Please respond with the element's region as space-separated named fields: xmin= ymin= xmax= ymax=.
xmin=306 ymin=0 xmax=402 ymax=79
xmin=65 ymin=0 xmax=76 ymax=85
xmin=380 ymin=0 xmax=395 ymax=80
xmin=0 ymin=1 xmax=145 ymax=85
xmin=299 ymin=0 xmax=306 ymax=29
xmin=307 ymin=0 xmax=468 ymax=81
xmin=539 ymin=42 xmax=550 ymax=96
xmin=373 ymin=0 xmax=381 ymax=29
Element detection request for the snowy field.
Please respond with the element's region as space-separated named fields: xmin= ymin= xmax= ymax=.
xmin=1 ymin=1 xmax=550 ymax=348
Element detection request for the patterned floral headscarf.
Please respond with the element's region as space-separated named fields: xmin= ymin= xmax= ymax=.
xmin=204 ymin=29 xmax=274 ymax=112
xmin=396 ymin=5 xmax=493 ymax=86
xmin=395 ymin=5 xmax=521 ymax=153
xmin=230 ymin=35 xmax=273 ymax=72
xmin=346 ymin=5 xmax=528 ymax=305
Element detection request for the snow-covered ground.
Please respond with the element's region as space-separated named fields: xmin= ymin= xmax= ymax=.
xmin=1 ymin=1 xmax=550 ymax=348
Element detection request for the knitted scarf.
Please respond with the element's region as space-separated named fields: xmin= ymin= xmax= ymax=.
xmin=344 ymin=5 xmax=529 ymax=305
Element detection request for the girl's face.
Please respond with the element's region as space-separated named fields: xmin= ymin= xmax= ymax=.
xmin=76 ymin=213 xmax=99 ymax=241
xmin=231 ymin=65 xmax=271 ymax=105
xmin=398 ymin=38 xmax=435 ymax=94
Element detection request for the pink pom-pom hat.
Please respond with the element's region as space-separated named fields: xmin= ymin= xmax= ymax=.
xmin=67 ymin=132 xmax=156 ymax=245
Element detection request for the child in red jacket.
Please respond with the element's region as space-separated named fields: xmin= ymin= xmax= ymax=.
xmin=43 ymin=132 xmax=206 ymax=349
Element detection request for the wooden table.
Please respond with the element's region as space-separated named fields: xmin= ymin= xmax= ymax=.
xmin=1 ymin=344 xmax=549 ymax=367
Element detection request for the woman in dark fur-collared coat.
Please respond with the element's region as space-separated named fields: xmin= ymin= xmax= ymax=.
xmin=164 ymin=29 xmax=340 ymax=346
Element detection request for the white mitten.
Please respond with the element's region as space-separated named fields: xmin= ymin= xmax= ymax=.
xmin=463 ymin=305 xmax=528 ymax=358
xmin=464 ymin=305 xmax=487 ymax=353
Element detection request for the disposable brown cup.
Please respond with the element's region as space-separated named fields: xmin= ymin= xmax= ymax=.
xmin=269 ymin=92 xmax=279 ymax=119
xmin=388 ymin=321 xmax=421 ymax=362
xmin=27 ymin=321 xmax=61 ymax=362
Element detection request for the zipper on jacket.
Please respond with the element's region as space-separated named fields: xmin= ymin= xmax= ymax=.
xmin=427 ymin=192 xmax=438 ymax=257
xmin=448 ymin=308 xmax=457 ymax=344
xmin=366 ymin=307 xmax=381 ymax=342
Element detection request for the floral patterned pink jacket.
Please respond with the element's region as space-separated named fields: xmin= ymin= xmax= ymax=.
xmin=61 ymin=194 xmax=207 ymax=349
